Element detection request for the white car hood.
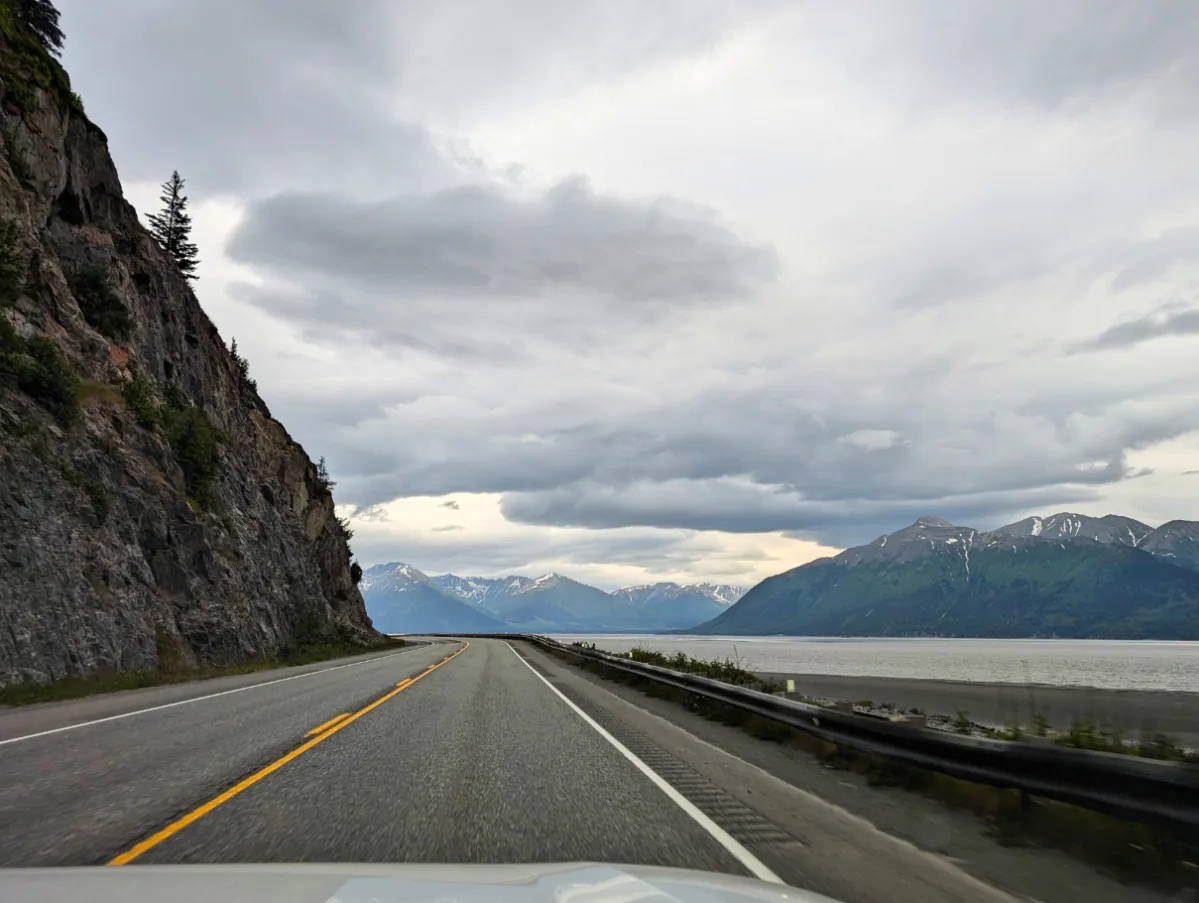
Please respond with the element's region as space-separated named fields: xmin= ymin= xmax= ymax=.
xmin=0 ymin=862 xmax=838 ymax=903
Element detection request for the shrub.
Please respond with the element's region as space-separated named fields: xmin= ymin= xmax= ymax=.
xmin=160 ymin=397 xmax=222 ymax=505
xmin=1 ymin=327 xmax=80 ymax=423
xmin=952 ymin=710 xmax=974 ymax=734
xmin=121 ymin=371 xmax=158 ymax=428
xmin=69 ymin=264 xmax=131 ymax=339
xmin=350 ymin=561 xmax=363 ymax=585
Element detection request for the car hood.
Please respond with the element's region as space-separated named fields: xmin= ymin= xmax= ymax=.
xmin=0 ymin=862 xmax=839 ymax=903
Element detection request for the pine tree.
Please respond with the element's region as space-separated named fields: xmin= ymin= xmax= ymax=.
xmin=146 ymin=171 xmax=200 ymax=282
xmin=15 ymin=0 xmax=65 ymax=57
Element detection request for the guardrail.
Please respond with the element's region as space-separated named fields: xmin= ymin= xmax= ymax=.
xmin=455 ymin=633 xmax=1199 ymax=833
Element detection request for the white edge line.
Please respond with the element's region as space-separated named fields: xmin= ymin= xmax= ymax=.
xmin=0 ymin=646 xmax=421 ymax=747
xmin=505 ymin=641 xmax=783 ymax=885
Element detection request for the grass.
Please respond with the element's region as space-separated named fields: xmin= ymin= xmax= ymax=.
xmin=547 ymin=642 xmax=1199 ymax=892
xmin=76 ymin=379 xmax=123 ymax=407
xmin=0 ymin=636 xmax=407 ymax=708
xmin=572 ymin=641 xmax=783 ymax=693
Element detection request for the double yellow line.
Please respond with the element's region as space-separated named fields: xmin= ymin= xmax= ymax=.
xmin=108 ymin=641 xmax=469 ymax=866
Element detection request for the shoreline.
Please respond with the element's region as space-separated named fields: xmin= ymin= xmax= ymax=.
xmin=759 ymin=670 xmax=1199 ymax=748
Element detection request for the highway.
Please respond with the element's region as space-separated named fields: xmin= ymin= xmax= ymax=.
xmin=0 ymin=638 xmax=1095 ymax=903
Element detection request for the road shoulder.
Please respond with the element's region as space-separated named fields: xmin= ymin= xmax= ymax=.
xmin=515 ymin=642 xmax=1171 ymax=903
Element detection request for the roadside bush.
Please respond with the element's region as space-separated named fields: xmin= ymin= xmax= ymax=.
xmin=625 ymin=646 xmax=781 ymax=693
xmin=69 ymin=264 xmax=131 ymax=339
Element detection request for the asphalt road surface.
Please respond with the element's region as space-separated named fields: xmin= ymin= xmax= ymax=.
xmin=0 ymin=638 xmax=1064 ymax=903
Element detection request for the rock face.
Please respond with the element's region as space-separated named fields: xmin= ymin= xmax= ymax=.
xmin=0 ymin=35 xmax=377 ymax=686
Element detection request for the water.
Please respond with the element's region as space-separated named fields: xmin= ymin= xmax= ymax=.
xmin=551 ymin=635 xmax=1199 ymax=692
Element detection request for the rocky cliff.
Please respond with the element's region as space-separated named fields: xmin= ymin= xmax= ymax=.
xmin=0 ymin=28 xmax=378 ymax=686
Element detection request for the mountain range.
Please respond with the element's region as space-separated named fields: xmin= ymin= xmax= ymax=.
xmin=361 ymin=565 xmax=746 ymax=634
xmin=696 ymin=513 xmax=1199 ymax=639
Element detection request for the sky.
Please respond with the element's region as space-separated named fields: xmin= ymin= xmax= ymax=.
xmin=55 ymin=1 xmax=1199 ymax=590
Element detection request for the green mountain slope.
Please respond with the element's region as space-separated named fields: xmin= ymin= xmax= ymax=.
xmin=693 ymin=517 xmax=1199 ymax=639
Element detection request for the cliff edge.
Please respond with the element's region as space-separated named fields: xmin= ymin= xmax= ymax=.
xmin=0 ymin=21 xmax=379 ymax=686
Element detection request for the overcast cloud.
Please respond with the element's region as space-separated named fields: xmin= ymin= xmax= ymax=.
xmin=57 ymin=1 xmax=1199 ymax=586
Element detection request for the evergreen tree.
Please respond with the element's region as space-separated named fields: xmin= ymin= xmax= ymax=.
xmin=146 ymin=171 xmax=200 ymax=282
xmin=15 ymin=0 xmax=64 ymax=57
xmin=316 ymin=457 xmax=335 ymax=493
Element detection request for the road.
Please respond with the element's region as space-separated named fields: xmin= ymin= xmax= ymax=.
xmin=0 ymin=637 xmax=1124 ymax=903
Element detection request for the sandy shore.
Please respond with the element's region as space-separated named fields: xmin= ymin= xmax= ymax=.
xmin=758 ymin=671 xmax=1199 ymax=749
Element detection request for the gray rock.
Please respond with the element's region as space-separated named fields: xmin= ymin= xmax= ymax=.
xmin=0 ymin=49 xmax=377 ymax=686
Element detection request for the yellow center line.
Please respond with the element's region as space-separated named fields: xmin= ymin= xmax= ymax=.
xmin=108 ymin=641 xmax=469 ymax=866
xmin=304 ymin=713 xmax=350 ymax=737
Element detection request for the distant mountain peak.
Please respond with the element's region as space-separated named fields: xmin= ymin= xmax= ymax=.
xmin=913 ymin=515 xmax=956 ymax=529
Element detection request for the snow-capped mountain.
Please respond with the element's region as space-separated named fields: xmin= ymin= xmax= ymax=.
xmin=360 ymin=563 xmax=509 ymax=634
xmin=612 ymin=582 xmax=747 ymax=629
xmin=996 ymin=513 xmax=1153 ymax=548
xmin=694 ymin=513 xmax=1199 ymax=638
xmin=393 ymin=569 xmax=747 ymax=631
xmin=430 ymin=574 xmax=533 ymax=605
xmin=615 ymin=582 xmax=747 ymax=606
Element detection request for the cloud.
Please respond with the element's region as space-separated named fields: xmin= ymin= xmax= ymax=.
xmin=60 ymin=0 xmax=1199 ymax=575
xmin=227 ymin=177 xmax=777 ymax=306
xmin=431 ymin=525 xmax=463 ymax=532
xmin=440 ymin=500 xmax=460 ymax=510
xmin=1074 ymin=308 xmax=1199 ymax=352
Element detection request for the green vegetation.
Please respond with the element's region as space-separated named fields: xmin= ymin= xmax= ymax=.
xmin=1 ymin=316 xmax=79 ymax=423
xmin=316 ymin=455 xmax=335 ymax=493
xmin=1046 ymin=718 xmax=1196 ymax=763
xmin=162 ymin=398 xmax=222 ymax=504
xmin=120 ymin=372 xmax=223 ymax=505
xmin=703 ymin=542 xmax=1199 ymax=639
xmin=146 ymin=170 xmax=199 ymax=281
xmin=0 ymin=1 xmax=83 ymax=116
xmin=0 ymin=636 xmax=407 ymax=708
xmin=229 ymin=337 xmax=257 ymax=394
xmin=121 ymin=370 xmax=158 ymax=427
xmin=571 ymin=641 xmax=782 ymax=693
xmin=68 ymin=264 xmax=131 ymax=339
xmin=75 ymin=378 xmax=122 ymax=407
